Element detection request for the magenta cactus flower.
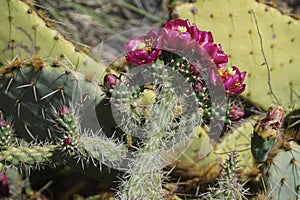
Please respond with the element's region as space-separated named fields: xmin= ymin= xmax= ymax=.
xmin=189 ymin=24 xmax=214 ymax=45
xmin=161 ymin=19 xmax=197 ymax=54
xmin=122 ymin=18 xmax=247 ymax=97
xmin=202 ymin=43 xmax=228 ymax=68
xmin=163 ymin=19 xmax=192 ymax=32
xmin=125 ymin=29 xmax=162 ymax=65
xmin=163 ymin=19 xmax=213 ymax=46
xmin=161 ymin=27 xmax=196 ymax=54
xmin=104 ymin=74 xmax=120 ymax=90
xmin=220 ymin=66 xmax=246 ymax=95
xmin=228 ymin=105 xmax=245 ymax=121
xmin=209 ymin=67 xmax=223 ymax=86
xmin=163 ymin=19 xmax=228 ymax=67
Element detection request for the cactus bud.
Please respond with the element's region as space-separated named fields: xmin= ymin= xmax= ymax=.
xmin=192 ymin=81 xmax=204 ymax=93
xmin=59 ymin=105 xmax=72 ymax=116
xmin=104 ymin=74 xmax=120 ymax=90
xmin=0 ymin=119 xmax=7 ymax=128
xmin=0 ymin=172 xmax=9 ymax=197
xmin=228 ymin=106 xmax=244 ymax=121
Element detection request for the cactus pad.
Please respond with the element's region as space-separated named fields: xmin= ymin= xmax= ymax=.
xmin=0 ymin=58 xmax=104 ymax=139
xmin=166 ymin=126 xmax=220 ymax=182
xmin=0 ymin=0 xmax=105 ymax=82
xmin=264 ymin=142 xmax=300 ymax=199
xmin=215 ymin=116 xmax=260 ymax=177
xmin=173 ymin=0 xmax=300 ymax=114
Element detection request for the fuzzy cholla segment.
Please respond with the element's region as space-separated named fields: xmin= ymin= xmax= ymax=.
xmin=54 ymin=105 xmax=81 ymax=155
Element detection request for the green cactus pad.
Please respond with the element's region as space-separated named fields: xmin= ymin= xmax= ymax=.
xmin=173 ymin=0 xmax=300 ymax=114
xmin=0 ymin=58 xmax=104 ymax=139
xmin=251 ymin=133 xmax=277 ymax=163
xmin=215 ymin=116 xmax=260 ymax=177
xmin=0 ymin=0 xmax=105 ymax=82
xmin=264 ymin=142 xmax=300 ymax=200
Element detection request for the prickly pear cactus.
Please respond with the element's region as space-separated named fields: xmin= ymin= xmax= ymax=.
xmin=264 ymin=141 xmax=300 ymax=200
xmin=173 ymin=0 xmax=300 ymax=114
xmin=0 ymin=0 xmax=105 ymax=82
xmin=0 ymin=57 xmax=104 ymax=139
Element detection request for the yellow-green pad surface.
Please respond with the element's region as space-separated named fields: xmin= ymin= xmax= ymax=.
xmin=0 ymin=0 xmax=105 ymax=82
xmin=215 ymin=116 xmax=260 ymax=177
xmin=174 ymin=0 xmax=300 ymax=114
xmin=166 ymin=126 xmax=220 ymax=181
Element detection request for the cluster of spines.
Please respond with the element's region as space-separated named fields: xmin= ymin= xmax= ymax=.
xmin=53 ymin=105 xmax=81 ymax=156
xmin=199 ymin=151 xmax=250 ymax=199
xmin=0 ymin=118 xmax=13 ymax=149
xmin=0 ymin=117 xmax=57 ymax=170
xmin=0 ymin=54 xmax=107 ymax=142
xmin=1 ymin=0 xmax=106 ymax=81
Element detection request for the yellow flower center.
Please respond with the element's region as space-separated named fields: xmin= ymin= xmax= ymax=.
xmin=219 ymin=68 xmax=236 ymax=78
xmin=137 ymin=42 xmax=146 ymax=50
xmin=136 ymin=38 xmax=156 ymax=52
xmin=178 ymin=26 xmax=187 ymax=33
xmin=227 ymin=67 xmax=236 ymax=76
